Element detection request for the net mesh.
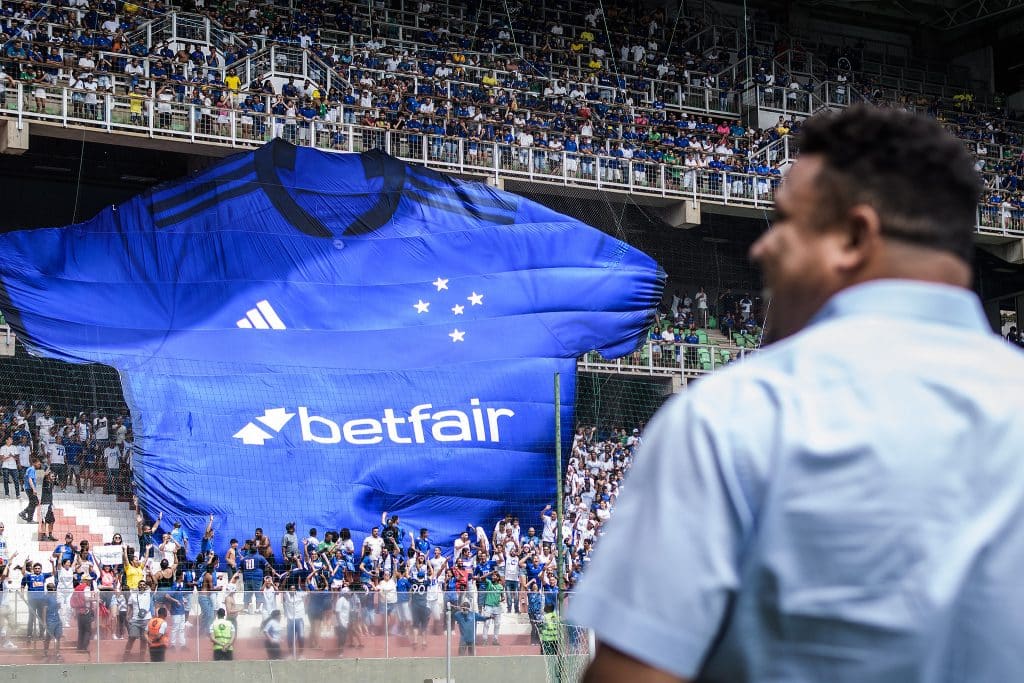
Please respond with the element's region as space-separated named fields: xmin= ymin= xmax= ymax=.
xmin=0 ymin=161 xmax=764 ymax=674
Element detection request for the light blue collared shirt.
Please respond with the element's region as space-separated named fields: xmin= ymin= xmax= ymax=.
xmin=570 ymin=280 xmax=1024 ymax=682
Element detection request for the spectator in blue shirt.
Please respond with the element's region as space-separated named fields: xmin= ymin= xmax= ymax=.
xmin=18 ymin=456 xmax=39 ymax=523
xmin=51 ymin=533 xmax=76 ymax=570
xmin=452 ymin=600 xmax=483 ymax=655
xmin=21 ymin=560 xmax=51 ymax=643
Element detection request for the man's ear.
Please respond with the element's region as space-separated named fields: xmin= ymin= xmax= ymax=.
xmin=836 ymin=203 xmax=882 ymax=271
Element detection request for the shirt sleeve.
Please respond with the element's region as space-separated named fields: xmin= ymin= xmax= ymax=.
xmin=568 ymin=376 xmax=769 ymax=678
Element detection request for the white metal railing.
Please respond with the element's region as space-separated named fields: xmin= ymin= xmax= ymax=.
xmin=0 ymin=323 xmax=13 ymax=358
xmin=579 ymin=340 xmax=758 ymax=378
xmin=977 ymin=203 xmax=1024 ymax=237
xmin=0 ymin=81 xmax=782 ymax=208
xmin=0 ymin=82 xmax=1014 ymax=236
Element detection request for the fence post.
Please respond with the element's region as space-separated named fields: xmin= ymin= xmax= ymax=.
xmin=197 ymin=593 xmax=201 ymax=661
xmin=95 ymin=593 xmax=101 ymax=662
xmin=445 ymin=602 xmax=452 ymax=682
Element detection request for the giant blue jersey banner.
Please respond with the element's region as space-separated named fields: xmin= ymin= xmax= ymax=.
xmin=0 ymin=141 xmax=664 ymax=554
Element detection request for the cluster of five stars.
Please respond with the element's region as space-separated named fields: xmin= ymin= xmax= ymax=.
xmin=413 ymin=277 xmax=484 ymax=342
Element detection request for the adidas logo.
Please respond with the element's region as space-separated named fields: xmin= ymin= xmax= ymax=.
xmin=236 ymin=300 xmax=286 ymax=330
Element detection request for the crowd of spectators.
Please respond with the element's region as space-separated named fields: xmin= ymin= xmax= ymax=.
xmin=638 ymin=286 xmax=762 ymax=367
xmin=941 ymin=108 xmax=1024 ymax=228
xmin=0 ymin=405 xmax=638 ymax=660
xmin=0 ymin=402 xmax=134 ymax=514
xmin=0 ymin=0 xmax=1021 ymax=211
xmin=0 ymin=0 xmax=803 ymax=186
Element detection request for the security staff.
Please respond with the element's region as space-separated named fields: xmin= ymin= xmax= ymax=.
xmin=209 ymin=607 xmax=236 ymax=661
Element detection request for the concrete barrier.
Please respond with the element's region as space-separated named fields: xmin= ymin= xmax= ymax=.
xmin=0 ymin=655 xmax=555 ymax=683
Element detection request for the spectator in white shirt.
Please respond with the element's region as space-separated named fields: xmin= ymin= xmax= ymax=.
xmin=0 ymin=436 xmax=19 ymax=498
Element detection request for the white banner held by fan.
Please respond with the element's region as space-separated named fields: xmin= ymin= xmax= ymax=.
xmin=93 ymin=545 xmax=124 ymax=566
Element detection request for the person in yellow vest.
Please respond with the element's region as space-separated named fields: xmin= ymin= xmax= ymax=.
xmin=146 ymin=607 xmax=169 ymax=662
xmin=539 ymin=602 xmax=560 ymax=655
xmin=209 ymin=607 xmax=236 ymax=661
xmin=540 ymin=603 xmax=562 ymax=682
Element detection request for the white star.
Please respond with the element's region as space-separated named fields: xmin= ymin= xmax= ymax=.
xmin=449 ymin=328 xmax=466 ymax=342
xmin=467 ymin=292 xmax=484 ymax=306
xmin=433 ymin=277 xmax=449 ymax=291
xmin=413 ymin=300 xmax=430 ymax=314
xmin=451 ymin=304 xmax=465 ymax=315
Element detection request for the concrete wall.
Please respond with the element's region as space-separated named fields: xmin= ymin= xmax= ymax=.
xmin=0 ymin=656 xmax=566 ymax=683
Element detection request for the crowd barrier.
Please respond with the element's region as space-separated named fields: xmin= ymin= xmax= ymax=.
xmin=580 ymin=339 xmax=757 ymax=378
xmin=0 ymin=588 xmax=589 ymax=668
xmin=1 ymin=81 xmax=779 ymax=206
xmin=0 ymin=83 xmax=1017 ymax=236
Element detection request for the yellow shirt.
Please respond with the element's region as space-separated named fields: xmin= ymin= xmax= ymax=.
xmin=129 ymin=92 xmax=144 ymax=114
xmin=225 ymin=74 xmax=241 ymax=92
xmin=124 ymin=562 xmax=144 ymax=590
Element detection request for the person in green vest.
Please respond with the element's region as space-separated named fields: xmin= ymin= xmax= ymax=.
xmin=209 ymin=607 xmax=236 ymax=661
xmin=540 ymin=602 xmax=562 ymax=682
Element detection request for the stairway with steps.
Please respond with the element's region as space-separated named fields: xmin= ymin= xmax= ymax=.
xmin=704 ymin=326 xmax=738 ymax=349
xmin=0 ymin=491 xmax=137 ymax=569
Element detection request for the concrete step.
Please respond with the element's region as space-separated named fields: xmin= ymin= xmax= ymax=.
xmin=0 ymin=491 xmax=137 ymax=574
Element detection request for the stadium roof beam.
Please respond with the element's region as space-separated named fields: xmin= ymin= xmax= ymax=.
xmin=929 ymin=0 xmax=1024 ymax=29
xmin=789 ymin=0 xmax=1024 ymax=30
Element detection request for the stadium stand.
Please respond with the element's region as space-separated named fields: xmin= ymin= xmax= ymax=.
xmin=0 ymin=392 xmax=632 ymax=663
xmin=0 ymin=0 xmax=1020 ymax=671
xmin=0 ymin=278 xmax=758 ymax=663
xmin=1 ymin=0 xmax=1018 ymax=231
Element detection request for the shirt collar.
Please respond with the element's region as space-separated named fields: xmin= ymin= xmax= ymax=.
xmin=809 ymin=279 xmax=989 ymax=332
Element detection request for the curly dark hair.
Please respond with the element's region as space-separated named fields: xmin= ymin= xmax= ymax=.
xmin=797 ymin=105 xmax=981 ymax=262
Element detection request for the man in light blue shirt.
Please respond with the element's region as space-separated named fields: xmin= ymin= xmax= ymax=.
xmin=571 ymin=106 xmax=1024 ymax=682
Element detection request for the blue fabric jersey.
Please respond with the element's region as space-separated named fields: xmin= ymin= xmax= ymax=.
xmin=0 ymin=141 xmax=663 ymax=555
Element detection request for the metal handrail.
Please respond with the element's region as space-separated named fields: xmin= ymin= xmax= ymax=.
xmin=0 ymin=82 xmax=1012 ymax=237
xmin=579 ymin=340 xmax=758 ymax=378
